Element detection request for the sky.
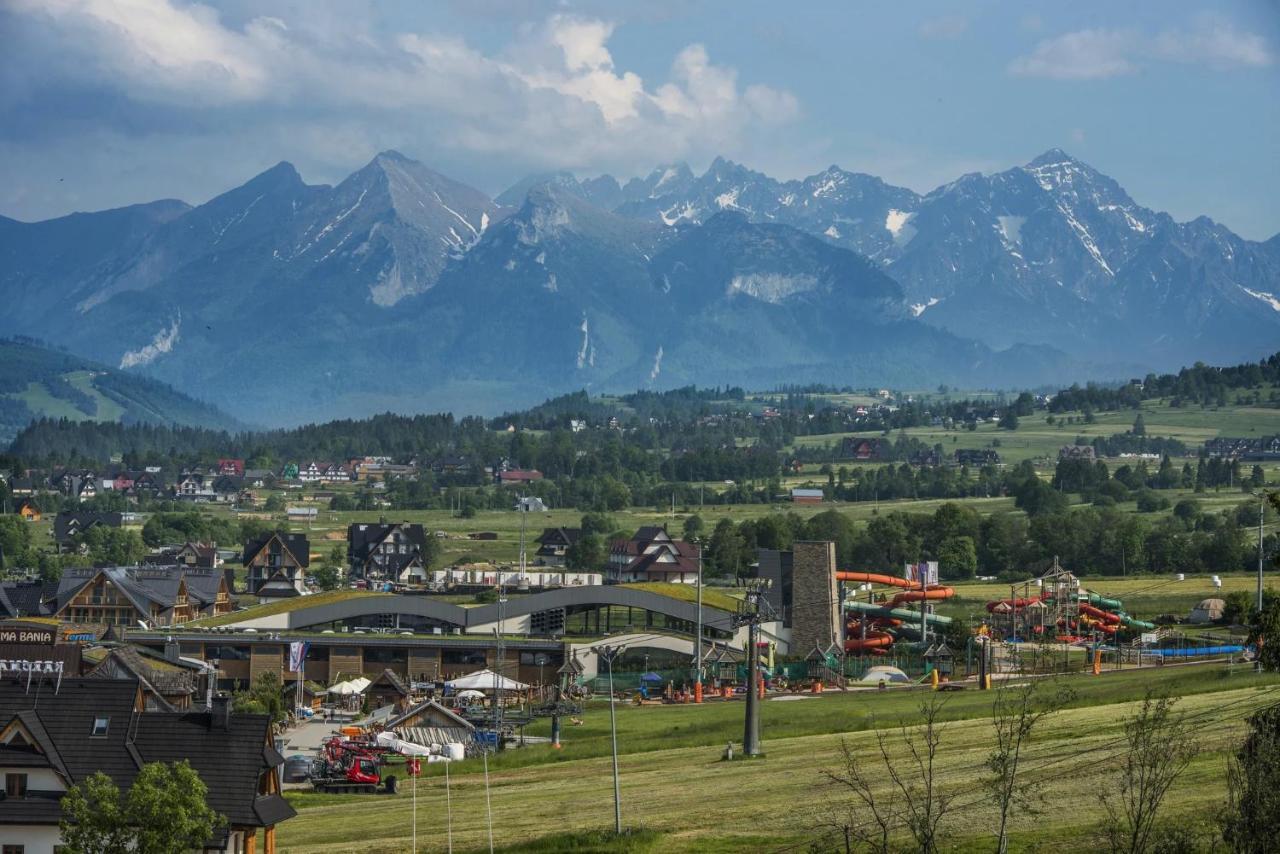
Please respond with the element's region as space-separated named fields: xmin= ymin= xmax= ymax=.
xmin=1 ymin=0 xmax=1277 ymax=239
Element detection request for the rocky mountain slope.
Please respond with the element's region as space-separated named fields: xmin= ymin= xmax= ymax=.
xmin=1 ymin=149 xmax=1273 ymax=424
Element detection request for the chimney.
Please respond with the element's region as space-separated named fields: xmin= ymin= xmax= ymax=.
xmin=210 ymin=694 xmax=231 ymax=731
xmin=163 ymin=636 xmax=180 ymax=664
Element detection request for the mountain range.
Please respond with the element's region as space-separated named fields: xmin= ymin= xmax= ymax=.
xmin=1 ymin=149 xmax=1276 ymax=425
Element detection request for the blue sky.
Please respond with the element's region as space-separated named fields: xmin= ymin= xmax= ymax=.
xmin=2 ymin=0 xmax=1277 ymax=238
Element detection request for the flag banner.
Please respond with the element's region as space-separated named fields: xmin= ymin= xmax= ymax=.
xmin=288 ymin=641 xmax=310 ymax=673
xmin=904 ymin=562 xmax=939 ymax=586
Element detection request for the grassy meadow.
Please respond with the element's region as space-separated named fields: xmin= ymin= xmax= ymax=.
xmin=277 ymin=663 xmax=1279 ymax=852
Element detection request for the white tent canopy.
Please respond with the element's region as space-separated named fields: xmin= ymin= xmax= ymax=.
xmin=327 ymin=677 xmax=372 ymax=696
xmin=445 ymin=669 xmax=528 ymax=691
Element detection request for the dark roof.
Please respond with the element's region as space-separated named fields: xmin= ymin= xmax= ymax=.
xmin=536 ymin=527 xmax=581 ymax=548
xmin=130 ymin=707 xmax=294 ymax=828
xmin=53 ymin=511 xmax=123 ymax=543
xmin=347 ymin=522 xmax=426 ymax=563
xmin=632 ymin=526 xmax=669 ymax=542
xmin=242 ymin=532 xmax=311 ymax=568
xmin=0 ymin=677 xmax=144 ymax=786
xmin=53 ymin=566 xmax=226 ymax=617
xmin=0 ymin=580 xmax=56 ymax=618
xmin=368 ymin=667 xmax=410 ymax=696
xmin=0 ymin=677 xmax=295 ymax=831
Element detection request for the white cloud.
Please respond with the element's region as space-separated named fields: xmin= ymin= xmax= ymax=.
xmin=1009 ymin=17 xmax=1272 ymax=80
xmin=3 ymin=0 xmax=799 ymax=175
xmin=1009 ymin=28 xmax=1136 ymax=79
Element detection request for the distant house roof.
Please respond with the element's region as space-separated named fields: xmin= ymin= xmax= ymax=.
xmin=791 ymin=488 xmax=824 ymax=499
xmin=242 ymin=532 xmax=311 ymax=569
xmin=498 ymin=469 xmax=543 ymax=482
xmin=536 ymin=527 xmax=582 ymax=552
xmin=53 ymin=511 xmax=123 ymax=544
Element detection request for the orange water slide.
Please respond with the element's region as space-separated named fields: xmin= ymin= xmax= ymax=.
xmin=835 ymin=572 xmax=920 ymax=588
xmin=888 ymin=587 xmax=955 ymax=608
xmin=845 ymin=632 xmax=894 ymax=652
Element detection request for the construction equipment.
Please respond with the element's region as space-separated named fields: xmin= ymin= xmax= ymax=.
xmin=309 ymin=737 xmax=391 ymax=794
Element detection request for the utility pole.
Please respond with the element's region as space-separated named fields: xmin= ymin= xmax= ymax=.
xmin=736 ymin=579 xmax=772 ymax=757
xmin=693 ymin=542 xmax=703 ymax=701
xmin=597 ymin=644 xmax=623 ymax=833
xmin=1257 ymin=491 xmax=1266 ymax=613
xmin=1257 ymin=491 xmax=1267 ymax=673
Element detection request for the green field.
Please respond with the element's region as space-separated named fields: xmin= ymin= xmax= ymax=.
xmin=789 ymin=394 xmax=1280 ymax=466
xmin=277 ymin=664 xmax=1279 ymax=852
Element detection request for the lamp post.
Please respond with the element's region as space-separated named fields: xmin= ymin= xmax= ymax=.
xmin=597 ymin=644 xmax=623 ymax=833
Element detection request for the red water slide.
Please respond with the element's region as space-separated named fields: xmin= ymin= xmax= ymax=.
xmin=1078 ymin=604 xmax=1121 ymax=624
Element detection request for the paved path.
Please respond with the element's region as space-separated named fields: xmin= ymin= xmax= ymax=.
xmin=277 ymin=713 xmax=358 ymax=755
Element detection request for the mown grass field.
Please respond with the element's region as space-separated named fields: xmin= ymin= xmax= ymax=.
xmin=277 ymin=664 xmax=1279 ymax=852
xmin=789 ymin=393 xmax=1280 ymax=466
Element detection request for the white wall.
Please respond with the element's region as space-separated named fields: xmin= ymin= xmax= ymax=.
xmin=0 ymin=824 xmax=63 ymax=854
xmin=0 ymin=767 xmax=65 ymax=791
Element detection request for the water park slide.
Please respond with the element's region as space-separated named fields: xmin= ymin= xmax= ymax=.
xmin=834 ymin=572 xmax=921 ymax=589
xmin=838 ymin=572 xmax=957 ymax=653
xmin=845 ymin=601 xmax=953 ymax=627
xmin=985 ymin=587 xmax=1157 ymax=635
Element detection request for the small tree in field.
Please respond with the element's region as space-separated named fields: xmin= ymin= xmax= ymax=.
xmin=986 ymin=680 xmax=1075 ymax=854
xmin=823 ymin=694 xmax=953 ymax=854
xmin=60 ymin=761 xmax=222 ymax=854
xmin=1222 ymin=704 xmax=1280 ymax=853
xmin=1101 ymin=693 xmax=1199 ymax=854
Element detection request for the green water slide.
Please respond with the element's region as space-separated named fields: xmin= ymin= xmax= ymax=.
xmin=845 ymin=601 xmax=954 ymax=626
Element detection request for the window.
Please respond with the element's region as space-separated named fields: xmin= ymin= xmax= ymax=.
xmin=3 ymin=844 xmax=25 ymax=854
xmin=91 ymin=716 xmax=110 ymax=737
xmin=4 ymin=773 xmax=26 ymax=797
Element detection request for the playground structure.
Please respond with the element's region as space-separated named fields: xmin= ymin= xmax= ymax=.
xmin=835 ymin=570 xmax=956 ymax=654
xmin=984 ymin=559 xmax=1156 ymax=642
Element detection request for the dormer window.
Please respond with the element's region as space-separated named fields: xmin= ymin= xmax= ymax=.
xmin=91 ymin=716 xmax=110 ymax=737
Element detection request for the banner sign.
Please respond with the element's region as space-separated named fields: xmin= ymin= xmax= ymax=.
xmin=904 ymin=561 xmax=939 ymax=586
xmin=288 ymin=641 xmax=310 ymax=673
xmin=0 ymin=628 xmax=55 ymax=645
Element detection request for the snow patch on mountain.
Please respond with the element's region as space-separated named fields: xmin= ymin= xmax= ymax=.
xmin=910 ymin=297 xmax=941 ymax=317
xmin=728 ymin=272 xmax=820 ymax=302
xmin=824 ymin=225 xmax=841 ymax=239
xmin=213 ymin=194 xmax=264 ymax=246
xmin=120 ymin=316 xmax=180 ymax=368
xmin=576 ymin=315 xmax=591 ymax=368
xmin=996 ymin=215 xmax=1026 ymax=246
xmin=1241 ymin=286 xmax=1280 ymax=312
xmin=715 ymin=189 xmax=742 ymax=210
xmin=295 ymin=188 xmax=367 ymax=258
xmin=1056 ymin=204 xmax=1113 ymax=275
xmin=648 ymin=345 xmax=664 ymax=382
xmin=660 ymin=201 xmax=700 ymax=226
xmin=885 ymin=209 xmax=917 ymax=246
